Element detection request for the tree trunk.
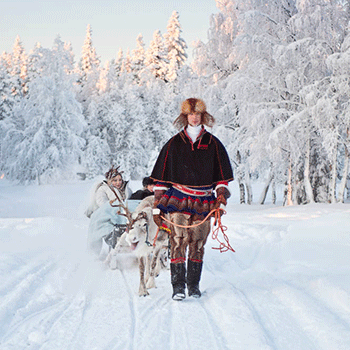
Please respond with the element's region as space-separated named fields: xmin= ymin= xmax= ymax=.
xmin=239 ymin=182 xmax=246 ymax=204
xmin=271 ymin=177 xmax=276 ymax=204
xmin=338 ymin=146 xmax=350 ymax=203
xmin=246 ymin=182 xmax=253 ymax=205
xmin=329 ymin=143 xmax=338 ymax=204
xmin=259 ymin=172 xmax=273 ymax=205
xmin=236 ymin=151 xmax=245 ymax=204
xmin=286 ymin=157 xmax=293 ymax=206
xmin=304 ymin=138 xmax=314 ymax=204
xmin=245 ymin=163 xmax=252 ymax=205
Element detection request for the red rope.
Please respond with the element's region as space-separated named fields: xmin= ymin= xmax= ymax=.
xmin=160 ymin=208 xmax=235 ymax=253
xmin=153 ymin=228 xmax=160 ymax=247
xmin=211 ymin=209 xmax=235 ymax=253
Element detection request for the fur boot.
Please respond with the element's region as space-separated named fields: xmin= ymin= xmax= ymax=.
xmin=187 ymin=260 xmax=203 ymax=298
xmin=170 ymin=262 xmax=186 ymax=300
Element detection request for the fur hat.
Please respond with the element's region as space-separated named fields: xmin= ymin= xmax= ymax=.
xmin=105 ymin=165 xmax=123 ymax=180
xmin=181 ymin=98 xmax=207 ymax=115
xmin=174 ymin=98 xmax=215 ymax=129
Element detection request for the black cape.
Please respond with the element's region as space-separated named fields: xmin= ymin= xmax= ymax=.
xmin=151 ymin=129 xmax=233 ymax=188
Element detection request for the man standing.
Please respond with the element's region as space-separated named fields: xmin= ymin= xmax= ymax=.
xmin=151 ymin=98 xmax=233 ymax=300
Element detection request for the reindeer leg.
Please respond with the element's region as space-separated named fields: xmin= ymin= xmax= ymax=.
xmin=106 ymin=247 xmax=119 ymax=270
xmin=154 ymin=248 xmax=163 ymax=277
xmin=145 ymin=252 xmax=151 ymax=283
xmin=138 ymin=256 xmax=149 ymax=296
xmin=146 ymin=248 xmax=161 ymax=289
xmin=160 ymin=244 xmax=169 ymax=269
xmin=107 ymin=232 xmax=128 ymax=269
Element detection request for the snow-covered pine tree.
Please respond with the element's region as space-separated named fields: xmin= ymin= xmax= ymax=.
xmin=63 ymin=41 xmax=75 ymax=73
xmin=143 ymin=79 xmax=178 ymax=152
xmin=123 ymin=49 xmax=132 ymax=74
xmin=76 ymin=24 xmax=100 ymax=114
xmin=8 ymin=35 xmax=28 ymax=98
xmin=145 ymin=30 xmax=168 ymax=82
xmin=2 ymin=38 xmax=86 ymax=184
xmin=0 ymin=52 xmax=11 ymax=72
xmin=164 ymin=11 xmax=187 ymax=82
xmin=131 ymin=34 xmax=146 ymax=83
xmin=0 ymin=38 xmax=28 ymax=176
xmin=97 ymin=61 xmax=111 ymax=94
xmin=0 ymin=62 xmax=13 ymax=122
xmin=115 ymin=48 xmax=124 ymax=77
xmin=81 ymin=99 xmax=111 ymax=178
xmin=0 ymin=62 xmax=15 ymax=171
xmin=116 ymin=86 xmax=149 ymax=179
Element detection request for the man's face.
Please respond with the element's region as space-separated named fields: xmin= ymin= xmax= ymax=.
xmin=147 ymin=184 xmax=154 ymax=192
xmin=187 ymin=112 xmax=201 ymax=127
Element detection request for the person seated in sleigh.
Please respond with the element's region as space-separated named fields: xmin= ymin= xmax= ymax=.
xmin=86 ymin=166 xmax=132 ymax=257
xmin=130 ymin=176 xmax=155 ymax=200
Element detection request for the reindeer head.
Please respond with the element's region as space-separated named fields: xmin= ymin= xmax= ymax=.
xmin=110 ymin=200 xmax=154 ymax=252
xmin=126 ymin=211 xmax=150 ymax=250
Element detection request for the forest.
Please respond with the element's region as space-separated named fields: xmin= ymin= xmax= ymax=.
xmin=1 ymin=0 xmax=350 ymax=205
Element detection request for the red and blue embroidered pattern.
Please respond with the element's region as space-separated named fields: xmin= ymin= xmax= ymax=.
xmin=157 ymin=185 xmax=216 ymax=216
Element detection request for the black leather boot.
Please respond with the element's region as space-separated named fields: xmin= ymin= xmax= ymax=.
xmin=187 ymin=260 xmax=203 ymax=298
xmin=170 ymin=262 xmax=186 ymax=300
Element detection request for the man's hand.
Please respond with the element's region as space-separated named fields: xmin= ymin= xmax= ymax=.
xmin=214 ymin=194 xmax=227 ymax=209
xmin=213 ymin=194 xmax=227 ymax=220
xmin=153 ymin=208 xmax=163 ymax=227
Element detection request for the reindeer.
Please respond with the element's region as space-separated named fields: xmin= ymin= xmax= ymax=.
xmin=105 ymin=196 xmax=169 ymax=296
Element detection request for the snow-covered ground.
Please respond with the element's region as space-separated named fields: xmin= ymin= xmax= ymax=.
xmin=0 ymin=179 xmax=350 ymax=350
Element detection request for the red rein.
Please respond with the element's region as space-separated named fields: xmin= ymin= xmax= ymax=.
xmin=160 ymin=208 xmax=235 ymax=253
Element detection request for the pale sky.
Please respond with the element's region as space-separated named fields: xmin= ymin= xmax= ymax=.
xmin=0 ymin=0 xmax=219 ymax=65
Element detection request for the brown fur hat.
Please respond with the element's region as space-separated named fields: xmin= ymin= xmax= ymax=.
xmin=174 ymin=98 xmax=215 ymax=129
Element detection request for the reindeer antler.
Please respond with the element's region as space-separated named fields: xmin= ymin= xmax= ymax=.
xmin=136 ymin=211 xmax=148 ymax=222
xmin=110 ymin=199 xmax=133 ymax=223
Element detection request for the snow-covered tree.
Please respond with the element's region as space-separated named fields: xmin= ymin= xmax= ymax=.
xmin=291 ymin=0 xmax=348 ymax=52
xmin=131 ymin=34 xmax=146 ymax=82
xmin=115 ymin=48 xmax=124 ymax=77
xmin=76 ymin=24 xmax=100 ymax=112
xmin=164 ymin=11 xmax=187 ymax=82
xmin=81 ymin=99 xmax=111 ymax=178
xmin=0 ymin=63 xmax=13 ymax=122
xmin=1 ymin=1 xmax=350 ymax=204
xmin=97 ymin=61 xmax=111 ymax=94
xmin=145 ymin=30 xmax=168 ymax=81
xmin=2 ymin=39 xmax=86 ymax=184
xmin=0 ymin=63 xmax=15 ymax=171
xmin=271 ymin=0 xmax=350 ymax=203
xmin=7 ymin=35 xmax=28 ymax=98
xmin=123 ymin=49 xmax=132 ymax=74
xmin=79 ymin=24 xmax=100 ymax=74
xmin=192 ymin=0 xmax=239 ymax=80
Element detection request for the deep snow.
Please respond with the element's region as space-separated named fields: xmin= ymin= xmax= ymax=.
xmin=0 ymin=179 xmax=350 ymax=350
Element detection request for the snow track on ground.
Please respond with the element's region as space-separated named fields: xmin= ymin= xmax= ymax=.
xmin=1 ymin=182 xmax=350 ymax=350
